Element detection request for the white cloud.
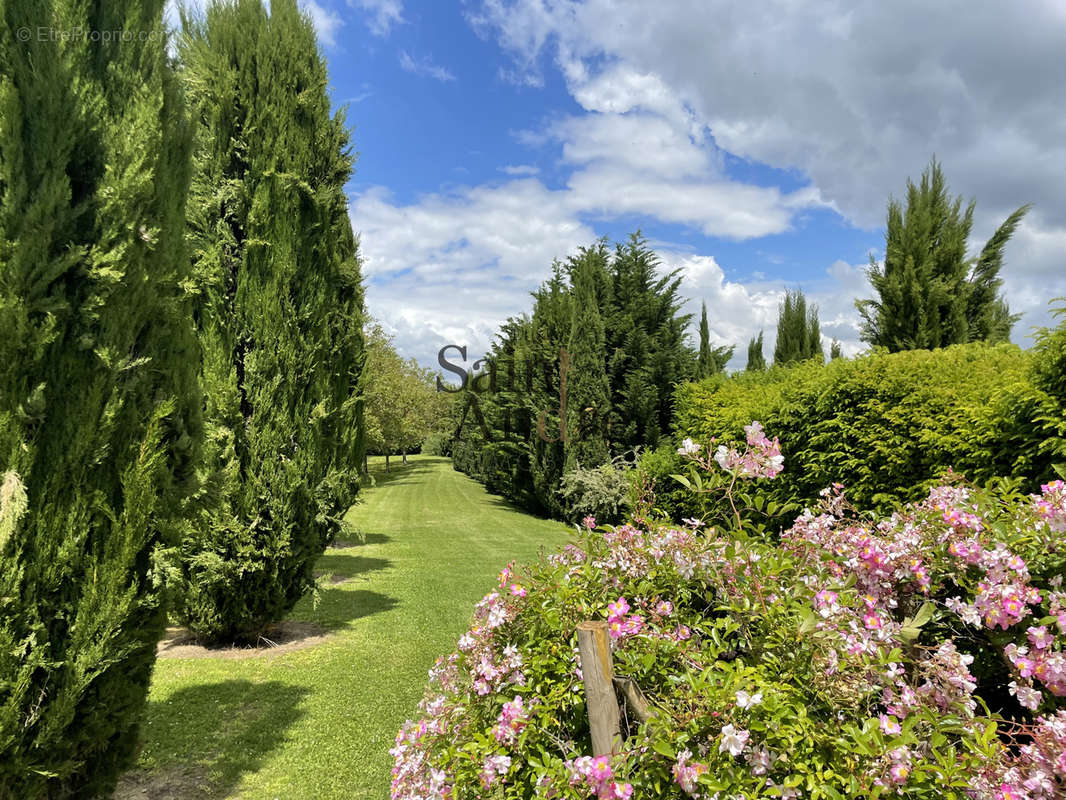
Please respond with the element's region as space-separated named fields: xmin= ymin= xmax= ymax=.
xmin=499 ymin=164 xmax=540 ymax=175
xmin=350 ymin=0 xmax=403 ymax=36
xmin=399 ymin=50 xmax=456 ymax=82
xmin=551 ymin=112 xmax=714 ymax=179
xmin=352 ymin=179 xmax=870 ymax=371
xmin=470 ymin=0 xmax=1066 ymax=345
xmin=302 ymin=0 xmax=344 ymax=47
xmin=352 ymin=180 xmax=596 ymax=363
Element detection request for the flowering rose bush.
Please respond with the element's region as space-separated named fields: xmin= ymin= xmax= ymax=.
xmin=392 ymin=425 xmax=1066 ymax=799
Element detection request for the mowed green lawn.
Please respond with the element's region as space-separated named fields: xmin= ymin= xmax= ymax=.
xmin=118 ymin=456 xmax=572 ymax=799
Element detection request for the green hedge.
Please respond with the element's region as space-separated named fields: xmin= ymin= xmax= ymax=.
xmin=660 ymin=341 xmax=1061 ymax=522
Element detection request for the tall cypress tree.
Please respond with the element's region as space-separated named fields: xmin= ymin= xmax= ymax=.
xmin=773 ymin=289 xmax=822 ymax=366
xmin=0 ymin=0 xmax=200 ymax=794
xmin=746 ymin=331 xmax=767 ymax=371
xmin=697 ymin=302 xmax=714 ymax=377
xmin=857 ymin=158 xmax=1028 ymax=351
xmin=176 ymin=0 xmax=365 ymax=643
xmin=564 ymin=245 xmax=610 ymax=471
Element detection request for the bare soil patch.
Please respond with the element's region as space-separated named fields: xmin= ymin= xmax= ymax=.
xmin=156 ymin=621 xmax=331 ymax=660
xmin=112 ymin=764 xmax=210 ymax=799
xmin=314 ymin=569 xmax=351 ymax=584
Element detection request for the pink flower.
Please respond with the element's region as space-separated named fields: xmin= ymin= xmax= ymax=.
xmin=1027 ymin=625 xmax=1053 ymax=650
xmin=879 ymin=714 xmax=902 ymax=735
xmin=510 ymin=583 xmax=527 ymax=597
xmin=888 ymin=763 xmax=910 ymax=785
xmin=479 ymin=755 xmax=511 ymax=789
xmin=672 ymin=749 xmax=707 ymax=795
xmin=607 ymin=597 xmax=630 ymax=619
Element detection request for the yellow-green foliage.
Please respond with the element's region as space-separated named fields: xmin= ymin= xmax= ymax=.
xmin=673 ymin=342 xmax=1054 ymax=515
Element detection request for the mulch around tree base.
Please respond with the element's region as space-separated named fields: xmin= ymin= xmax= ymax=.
xmin=155 ymin=621 xmax=331 ymax=660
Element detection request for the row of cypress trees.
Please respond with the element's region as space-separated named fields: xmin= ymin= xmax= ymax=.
xmin=0 ymin=0 xmax=364 ymax=795
xmin=450 ymin=234 xmax=694 ymax=516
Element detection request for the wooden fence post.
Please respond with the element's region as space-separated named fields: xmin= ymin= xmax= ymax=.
xmin=576 ymin=620 xmax=621 ymax=756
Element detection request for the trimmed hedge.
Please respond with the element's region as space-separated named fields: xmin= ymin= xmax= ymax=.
xmin=657 ymin=341 xmax=1061 ymax=522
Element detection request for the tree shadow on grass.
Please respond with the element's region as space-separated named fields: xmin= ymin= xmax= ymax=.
xmin=313 ymin=553 xmax=391 ymax=583
xmin=329 ymin=531 xmax=392 ymax=548
xmin=114 ymin=680 xmax=309 ymax=800
xmin=358 ymin=458 xmax=437 ymax=489
xmin=299 ymin=588 xmax=400 ymax=630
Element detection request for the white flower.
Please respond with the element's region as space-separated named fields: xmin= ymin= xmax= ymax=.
xmin=1009 ymin=681 xmax=1042 ymax=710
xmin=735 ymin=690 xmax=763 ymax=709
xmin=677 ymin=438 xmax=701 ymax=456
xmin=719 ymin=724 xmax=750 ymax=757
xmin=746 ymin=746 xmax=772 ymax=775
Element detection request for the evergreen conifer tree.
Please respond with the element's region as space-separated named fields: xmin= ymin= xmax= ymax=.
xmin=176 ymin=0 xmax=365 ymax=643
xmin=857 ymin=158 xmax=1028 ymax=351
xmin=746 ymin=331 xmax=767 ymax=371
xmin=697 ymin=302 xmax=714 ymax=377
xmin=830 ymin=340 xmax=843 ymax=360
xmin=773 ymin=289 xmax=823 ymax=366
xmin=564 ymin=246 xmax=610 ymax=471
xmin=0 ymin=0 xmax=200 ymax=793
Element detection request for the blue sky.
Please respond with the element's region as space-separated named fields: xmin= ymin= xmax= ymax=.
xmin=291 ymin=0 xmax=1066 ymax=369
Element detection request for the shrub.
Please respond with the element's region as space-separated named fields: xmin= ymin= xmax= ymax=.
xmin=558 ymin=454 xmax=636 ymax=525
xmin=422 ymin=431 xmax=453 ymax=457
xmin=672 ymin=342 xmax=1047 ymax=522
xmin=392 ymin=426 xmax=1066 ymax=799
xmin=0 ymin=1 xmax=200 ymax=794
xmin=174 ymin=0 xmax=365 ymax=644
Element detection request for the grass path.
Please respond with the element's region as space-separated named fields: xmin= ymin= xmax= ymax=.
xmin=119 ymin=456 xmax=571 ymax=799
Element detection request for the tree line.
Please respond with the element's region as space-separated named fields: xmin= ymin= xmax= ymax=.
xmin=0 ymin=0 xmax=370 ymax=795
xmin=452 ymin=158 xmax=1029 ymax=518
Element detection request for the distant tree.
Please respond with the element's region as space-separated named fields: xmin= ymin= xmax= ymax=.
xmin=746 ymin=331 xmax=767 ymax=371
xmin=830 ymin=340 xmax=843 ymax=360
xmin=175 ymin=0 xmax=365 ymax=644
xmin=857 ymin=158 xmax=1029 ymax=351
xmin=697 ymin=302 xmax=715 ymax=377
xmin=0 ymin=0 xmax=200 ymax=793
xmin=773 ymin=289 xmax=823 ymax=366
xmin=696 ymin=302 xmax=734 ymax=377
xmin=363 ymin=323 xmax=443 ymax=471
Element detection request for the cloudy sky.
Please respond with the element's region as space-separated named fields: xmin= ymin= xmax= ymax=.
xmin=297 ymin=0 xmax=1065 ymax=369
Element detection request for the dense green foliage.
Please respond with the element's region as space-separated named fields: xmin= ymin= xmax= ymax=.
xmin=0 ymin=0 xmax=201 ymax=794
xmin=745 ymin=330 xmax=767 ymax=371
xmin=174 ymin=0 xmax=365 ymax=643
xmin=773 ymin=288 xmax=822 ymax=366
xmin=451 ymin=234 xmax=694 ymax=517
xmin=564 ymin=246 xmax=611 ymax=472
xmin=857 ymin=158 xmax=1028 ymax=351
xmin=696 ymin=302 xmax=732 ymax=378
xmin=663 ymin=339 xmax=1063 ymax=524
xmin=557 ymin=453 xmax=636 ymax=525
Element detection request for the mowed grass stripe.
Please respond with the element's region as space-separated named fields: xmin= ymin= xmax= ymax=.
xmin=120 ymin=456 xmax=572 ymax=799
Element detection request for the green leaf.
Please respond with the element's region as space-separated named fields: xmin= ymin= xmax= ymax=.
xmin=652 ymin=740 xmax=676 ymax=759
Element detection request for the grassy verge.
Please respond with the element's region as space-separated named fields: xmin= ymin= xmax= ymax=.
xmin=118 ymin=456 xmax=572 ymax=799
